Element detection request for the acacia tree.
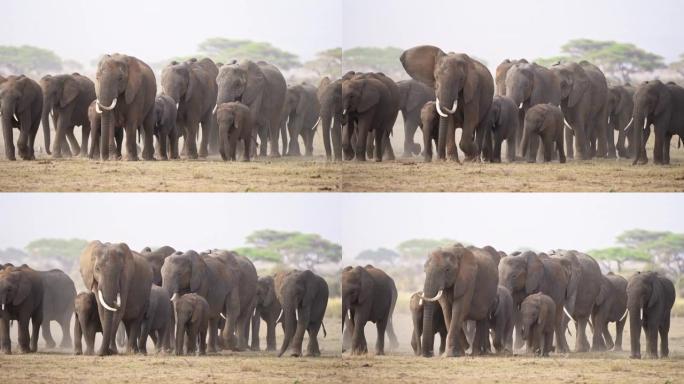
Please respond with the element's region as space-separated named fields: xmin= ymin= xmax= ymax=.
xmin=355 ymin=247 xmax=400 ymax=266
xmin=304 ymin=48 xmax=342 ymax=79
xmin=240 ymin=229 xmax=341 ymax=271
xmin=194 ymin=38 xmax=301 ymax=69
xmin=0 ymin=45 xmax=63 ymax=76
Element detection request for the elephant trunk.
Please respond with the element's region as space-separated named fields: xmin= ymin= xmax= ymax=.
xmin=277 ymin=308 xmax=296 ymax=357
xmin=421 ymin=279 xmax=440 ymax=357
xmin=520 ymin=124 xmax=530 ymax=159
xmin=631 ymin=108 xmax=647 ymax=165
xmin=628 ymin=301 xmax=642 ymax=358
xmin=437 ymin=115 xmax=449 ymax=159
xmin=100 ymin=111 xmax=114 ymax=160
xmin=41 ymin=98 xmax=52 ymax=155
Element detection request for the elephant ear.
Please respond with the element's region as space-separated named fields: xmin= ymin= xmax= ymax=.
xmin=295 ymin=88 xmax=308 ymax=117
xmin=537 ymin=301 xmax=547 ymax=326
xmin=189 ymin=252 xmax=207 ymax=292
xmin=358 ymin=81 xmax=380 ymax=113
xmin=400 ymin=45 xmax=446 ymax=87
xmin=452 ymin=248 xmax=478 ymax=299
xmin=356 ymin=267 xmax=374 ymax=305
xmin=560 ymin=252 xmax=581 ymax=313
xmin=125 ymin=57 xmax=143 ymax=105
xmin=298 ymin=270 xmax=316 ymax=304
xmin=60 ymin=77 xmax=80 ymax=107
xmin=648 ymin=277 xmax=663 ymax=308
xmin=406 ymin=83 xmax=425 ymax=111
xmin=463 ymin=58 xmax=480 ymax=104
xmin=524 ymin=252 xmax=543 ymax=294
xmin=80 ymin=241 xmax=100 ymax=292
xmin=12 ymin=271 xmax=31 ymax=306
xmin=653 ymin=82 xmax=671 ymax=117
xmin=191 ymin=302 xmax=201 ymax=323
xmin=185 ymin=66 xmax=198 ymax=102
xmin=568 ymin=68 xmax=589 ymax=108
xmin=241 ymin=61 xmax=266 ymax=105
xmin=595 ymin=277 xmax=609 ymax=307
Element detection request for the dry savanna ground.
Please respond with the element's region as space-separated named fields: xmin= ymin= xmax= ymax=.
xmin=1 ymin=123 xmax=683 ymax=192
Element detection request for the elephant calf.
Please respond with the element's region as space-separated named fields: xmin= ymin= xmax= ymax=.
xmin=483 ymin=96 xmax=518 ymax=163
xmin=216 ymin=102 xmax=255 ymax=161
xmin=87 ymin=100 xmax=124 ymax=160
xmin=251 ymin=275 xmax=281 ymax=351
xmin=153 ymin=95 xmax=179 ymax=160
xmin=520 ymin=292 xmax=556 ymax=356
xmin=409 ymin=291 xmax=447 ymax=356
xmin=174 ymin=293 xmax=209 ymax=356
xmin=489 ymin=286 xmax=514 ymax=354
xmin=138 ymin=285 xmax=172 ymax=354
xmin=418 ymin=101 xmax=440 ymax=162
xmin=520 ymin=103 xmax=566 ymax=163
xmin=73 ymin=292 xmax=102 ymax=355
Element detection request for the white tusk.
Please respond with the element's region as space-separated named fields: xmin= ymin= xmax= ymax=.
xmin=170 ymin=293 xmax=178 ymax=302
xmin=253 ymin=307 xmax=257 ymax=318
xmin=419 ymin=299 xmax=423 ymax=306
xmin=607 ymin=115 xmax=611 ymax=125
xmin=1 ymin=303 xmax=4 ymax=311
xmin=563 ymin=118 xmax=574 ymax=132
xmin=311 ymin=117 xmax=321 ymax=132
xmin=342 ymin=108 xmax=346 ymax=115
xmin=518 ymin=102 xmax=523 ymax=109
xmin=13 ymin=114 xmax=18 ymax=121
xmin=446 ymin=100 xmax=458 ymax=113
xmin=50 ymin=110 xmax=54 ymax=118
xmin=95 ymin=103 xmax=103 ymax=114
xmin=276 ymin=309 xmax=283 ymax=323
xmin=643 ymin=118 xmax=648 ymax=130
xmin=623 ymin=117 xmax=634 ymax=132
xmin=98 ymin=290 xmax=118 ymax=312
xmin=220 ymin=313 xmax=226 ymax=320
xmin=347 ymin=311 xmax=351 ymax=320
xmin=295 ymin=309 xmax=299 ymax=322
xmin=435 ymin=98 xmax=448 ymax=118
xmin=175 ymin=102 xmax=179 ymax=110
xmin=619 ymin=309 xmax=628 ymax=322
xmin=96 ymin=98 xmax=117 ymax=111
xmin=419 ymin=289 xmax=443 ymax=302
xmin=212 ymin=104 xmax=217 ymax=114
xmin=562 ymin=306 xmax=575 ymax=323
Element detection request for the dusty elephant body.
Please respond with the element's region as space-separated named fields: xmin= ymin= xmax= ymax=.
xmin=0 ymin=75 xmax=43 ymax=160
xmin=483 ymin=95 xmax=519 ymax=163
xmin=341 ymin=265 xmax=399 ymax=355
xmin=87 ymin=99 xmax=123 ymax=159
xmin=274 ymin=269 xmax=329 ymax=357
xmin=250 ymin=275 xmax=281 ymax=351
xmin=627 ymin=271 xmax=675 ymax=359
xmin=0 ymin=265 xmax=44 ymax=354
xmin=317 ymin=77 xmax=343 ymax=161
xmin=138 ymin=285 xmax=172 ymax=354
xmin=409 ymin=290 xmax=447 ymax=356
xmin=174 ymin=293 xmax=209 ymax=356
xmin=397 ymin=79 xmax=434 ymax=157
xmin=607 ymin=84 xmax=635 ymax=158
xmin=401 ymin=46 xmax=494 ymax=161
xmin=418 ymin=101 xmax=442 ymax=161
xmin=592 ymin=272 xmax=628 ymax=351
xmin=216 ymin=102 xmax=255 ymax=161
xmin=152 ymin=95 xmax=179 ymax=160
xmin=40 ymin=73 xmax=96 ymax=158
xmin=39 ymin=269 xmax=76 ymax=349
xmin=73 ymin=292 xmax=102 ymax=355
xmin=520 ymin=292 xmax=556 ymax=356
xmin=489 ymin=285 xmax=514 ymax=354
xmin=281 ymin=83 xmax=320 ymax=156
xmin=140 ymin=246 xmax=176 ymax=286
xmin=79 ymin=241 xmax=153 ymax=356
xmin=520 ymin=103 xmax=566 ymax=163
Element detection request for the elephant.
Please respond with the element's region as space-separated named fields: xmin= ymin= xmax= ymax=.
xmin=401 ymin=45 xmax=494 ymax=161
xmin=495 ymin=59 xmax=528 ymax=97
xmin=341 ymin=265 xmax=399 ymax=355
xmin=550 ymin=250 xmax=603 ymax=352
xmin=40 ymin=73 xmax=96 ymax=158
xmin=274 ymin=269 xmax=329 ymax=357
xmin=591 ymin=272 xmax=628 ymax=351
xmin=152 ymin=94 xmax=179 ymax=160
xmin=498 ymin=251 xmax=570 ymax=353
xmin=216 ymin=102 xmax=255 ymax=161
xmin=418 ymin=101 xmax=441 ymax=162
xmin=174 ymin=293 xmax=209 ymax=356
xmin=483 ymin=96 xmax=518 ymax=163
xmin=39 ymin=269 xmax=76 ymax=349
xmin=409 ymin=290 xmax=447 ymax=356
xmin=417 ymin=244 xmax=498 ymax=357
xmin=140 ymin=245 xmax=176 ymax=286
xmin=0 ymin=265 xmax=44 ymax=354
xmin=281 ymin=83 xmax=320 ymax=156
xmin=73 ymin=292 xmax=102 ymax=355
xmin=520 ymin=292 xmax=556 ymax=356
xmin=341 ymin=72 xmax=398 ymax=162
xmin=87 ymin=99 xmax=123 ymax=159
xmin=550 ymin=61 xmax=610 ymax=159
xmin=397 ymin=79 xmax=434 ymax=156
xmin=631 ymin=80 xmax=684 ymax=165
xmin=317 ymin=77 xmax=343 ymax=161
xmin=94 ymin=53 xmax=157 ymax=161
xmin=607 ymin=84 xmax=635 ymax=158
xmin=250 ymin=275 xmax=281 ymax=351
xmin=79 ymin=240 xmax=153 ymax=356
xmin=626 ymin=271 xmax=675 ymax=359
xmin=0 ymin=75 xmax=43 ymax=160
xmin=138 ymin=285 xmax=172 ymax=354
xmin=217 ymin=60 xmax=287 ymax=157
xmin=520 ymin=103 xmax=566 ymax=163
xmin=490 ymin=285 xmax=514 ymax=354
xmin=161 ymin=58 xmax=218 ymax=159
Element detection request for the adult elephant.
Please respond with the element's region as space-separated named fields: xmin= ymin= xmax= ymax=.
xmin=274 ymin=269 xmax=329 ymax=357
xmin=631 ymin=80 xmax=684 ymax=165
xmin=550 ymin=61 xmax=609 ymax=160
xmin=140 ymin=246 xmax=176 ymax=286
xmin=87 ymin=100 xmax=123 ymax=159
xmin=0 ymin=75 xmax=43 ymax=160
xmin=250 ymin=275 xmax=281 ymax=351
xmin=39 ymin=269 xmax=76 ymax=349
xmin=217 ymin=60 xmax=287 ymax=157
xmin=400 ymin=45 xmax=494 ymax=161
xmin=495 ymin=59 xmax=528 ymax=96
xmin=499 ymin=251 xmax=570 ymax=353
xmin=79 ymin=241 xmax=153 ymax=356
xmin=0 ymin=264 xmax=43 ymax=354
xmin=161 ymin=58 xmax=217 ymax=159
xmin=397 ymin=79 xmax=434 ymax=157
xmin=94 ymin=54 xmax=157 ymax=161
xmin=341 ymin=265 xmax=399 ymax=355
xmin=417 ymin=244 xmax=498 ymax=357
xmin=281 ymin=83 xmax=320 ymax=156
xmin=607 ymin=84 xmax=635 ymax=158
xmin=550 ymin=250 xmax=602 ymax=352
xmin=592 ymin=272 xmax=628 ymax=351
xmin=40 ymin=73 xmax=96 ymax=158
xmin=627 ymin=271 xmax=675 ymax=359
xmin=317 ymin=77 xmax=343 ymax=161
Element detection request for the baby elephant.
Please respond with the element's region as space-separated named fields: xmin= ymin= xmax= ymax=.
xmin=520 ymin=292 xmax=556 ymax=356
xmin=216 ymin=102 xmax=254 ymax=161
xmin=483 ymin=96 xmax=518 ymax=163
xmin=153 ymin=94 xmax=179 ymax=160
xmin=520 ymin=103 xmax=566 ymax=163
xmin=174 ymin=293 xmax=209 ymax=356
xmin=73 ymin=292 xmax=102 ymax=355
xmin=418 ymin=101 xmax=439 ymax=162
xmin=489 ymin=286 xmax=514 ymax=354
xmin=138 ymin=285 xmax=172 ymax=354
xmin=409 ymin=291 xmax=447 ymax=356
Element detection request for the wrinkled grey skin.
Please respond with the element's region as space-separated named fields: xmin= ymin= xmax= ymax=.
xmin=627 ymin=271 xmax=675 ymax=359
xmin=520 ymin=292 xmax=556 ymax=356
xmin=397 ymin=79 xmax=434 ymax=157
xmin=94 ymin=54 xmax=157 ymax=161
xmin=631 ymin=80 xmax=684 ymax=165
xmin=607 ymin=84 xmax=635 ymax=158
xmin=250 ymin=275 xmax=281 ymax=351
xmin=152 ymin=94 xmax=179 ymax=160
xmin=274 ymin=269 xmax=329 ymax=357
xmin=495 ymin=59 xmax=528 ymax=97
xmin=281 ymin=83 xmax=320 ymax=156
xmin=490 ymin=285 xmax=514 ymax=354
xmin=0 ymin=265 xmax=44 ymax=354
xmin=216 ymin=102 xmax=254 ymax=161
xmin=174 ymin=293 xmax=209 ymax=356
xmin=317 ymin=77 xmax=343 ymax=161
xmin=39 ymin=269 xmax=76 ymax=349
xmin=0 ymin=75 xmax=43 ymax=160
xmin=520 ymin=103 xmax=566 ymax=163
xmin=73 ymin=292 xmax=102 ymax=355
xmin=217 ymin=60 xmax=287 ymax=157
xmin=40 ymin=73 xmax=95 ymax=158
xmin=140 ymin=246 xmax=176 ymax=286
xmin=418 ymin=101 xmax=442 ymax=162
xmin=401 ymin=45 xmax=494 ymax=161
xmin=482 ymin=95 xmax=518 ymax=163
xmin=87 ymin=99 xmax=123 ymax=159
xmin=409 ymin=290 xmax=447 ymax=356
xmin=138 ymin=285 xmax=172 ymax=354
xmin=591 ymin=272 xmax=627 ymax=351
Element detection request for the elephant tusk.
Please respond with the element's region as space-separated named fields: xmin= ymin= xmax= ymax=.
xmin=446 ymin=100 xmax=458 ymax=113
xmin=95 ymin=103 xmax=103 ymax=114
xmin=347 ymin=311 xmax=351 ymax=320
xmin=1 ymin=303 xmax=4 ymax=311
xmin=116 ymin=293 xmax=121 ymax=308
xmin=96 ymin=98 xmax=117 ymax=111
xmin=619 ymin=309 xmax=628 ymax=322
xmin=98 ymin=290 xmax=118 ymax=312
xmin=435 ymin=98 xmax=449 ymax=118
xmin=607 ymin=115 xmax=611 ymax=125
xmin=342 ymin=108 xmax=347 ymax=116
xmin=311 ymin=117 xmax=321 ymax=132
xmin=419 ymin=299 xmax=423 ymax=306
xmin=50 ymin=110 xmax=54 ymax=118
xmin=253 ymin=307 xmax=257 ymax=318
xmin=419 ymin=289 xmax=443 ymax=302
xmin=295 ymin=309 xmax=299 ymax=322
xmin=519 ymin=102 xmax=523 ymax=109
xmin=563 ymin=118 xmax=574 ymax=132
xmin=170 ymin=293 xmax=178 ymax=302
xmin=562 ymin=306 xmax=575 ymax=323
xmin=623 ymin=117 xmax=634 ymax=132
xmin=220 ymin=313 xmax=226 ymax=320
xmin=175 ymin=102 xmax=179 ymax=110
xmin=13 ymin=113 xmax=18 ymax=121
xmin=212 ymin=104 xmax=217 ymax=114
xmin=276 ymin=309 xmax=283 ymax=323
xmin=643 ymin=118 xmax=648 ymax=130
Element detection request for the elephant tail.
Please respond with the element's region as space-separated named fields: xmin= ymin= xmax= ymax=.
xmin=321 ymin=321 xmax=327 ymax=338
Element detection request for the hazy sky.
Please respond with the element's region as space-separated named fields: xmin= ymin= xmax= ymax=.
xmin=1 ymin=0 xmax=341 ymax=64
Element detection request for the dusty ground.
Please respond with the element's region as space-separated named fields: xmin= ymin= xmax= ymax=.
xmin=1 ymin=125 xmax=682 ymax=192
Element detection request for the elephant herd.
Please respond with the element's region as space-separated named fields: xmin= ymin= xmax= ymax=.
xmin=0 ymin=241 xmax=330 ymax=357
xmin=2 ymin=46 xmax=681 ymax=164
xmin=342 ymin=244 xmax=675 ymax=359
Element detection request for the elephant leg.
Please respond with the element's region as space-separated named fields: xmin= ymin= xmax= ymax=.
xmin=186 ymin=326 xmax=197 ymax=355
xmin=403 ymin=117 xmax=418 ymax=157
xmin=575 ymin=317 xmax=590 ymax=353
xmin=645 ymin=322 xmax=659 ymax=358
xmin=375 ymin=317 xmax=387 ymax=355
xmin=250 ymin=312 xmax=261 ymax=351
xmin=554 ymin=308 xmax=569 ymax=353
xmin=73 ymin=316 xmax=83 ymax=355
xmin=80 ymin=123 xmax=91 ymax=158
xmin=447 ymin=126 xmax=459 ymax=161
xmin=124 ymin=123 xmax=138 ymax=161
xmin=66 ymin=127 xmax=80 ymax=156
xmin=332 ymin=118 xmax=342 ymax=161
xmin=445 ymin=302 xmax=466 ymax=357
xmin=543 ymin=331 xmax=554 ymax=356
xmin=422 ymin=125 xmax=433 ymax=162
xmin=266 ymin=320 xmax=277 ymax=351
xmin=471 ymin=319 xmax=489 ymax=355
xmin=542 ymin=134 xmax=554 ymax=162
xmin=565 ymin=127 xmax=574 ymax=160
xmin=659 ymin=315 xmax=670 ymax=358
xmin=354 ymin=120 xmax=370 ymax=161
xmin=0 ymin=318 xmax=11 ymax=353
xmin=606 ymin=121 xmax=617 ymax=158
xmin=411 ymin=328 xmax=420 ymax=355
xmin=18 ymin=317 xmax=30 ymax=353
xmin=198 ymin=325 xmax=208 ymax=356
xmin=663 ymin=133 xmax=673 ymax=165
xmin=198 ymin=114 xmax=212 ymax=158
xmin=351 ymin=315 xmax=368 ymax=355
xmin=306 ymin=326 xmax=321 ymax=357
xmin=116 ymin=323 xmax=126 ymax=348
xmin=185 ymin=121 xmax=200 ymax=159
xmin=614 ymin=318 xmax=625 ymax=351
xmin=42 ymin=319 xmax=56 ymax=348
xmin=207 ymin=317 xmax=218 ymax=353
xmin=266 ymin=119 xmax=281 ymax=158
xmin=138 ymin=319 xmax=150 ymax=355
xmin=602 ymin=322 xmax=614 ymax=350
xmin=382 ymin=129 xmax=395 ymax=161
xmin=58 ymin=315 xmax=72 ymax=349
xmin=590 ymin=313 xmax=607 ymax=351
xmin=342 ymin=317 xmax=352 ymax=352
xmin=3 ymin=119 xmax=16 ymax=160
xmin=439 ymin=331 xmax=447 ymax=355
xmin=513 ymin=306 xmax=524 ymax=350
